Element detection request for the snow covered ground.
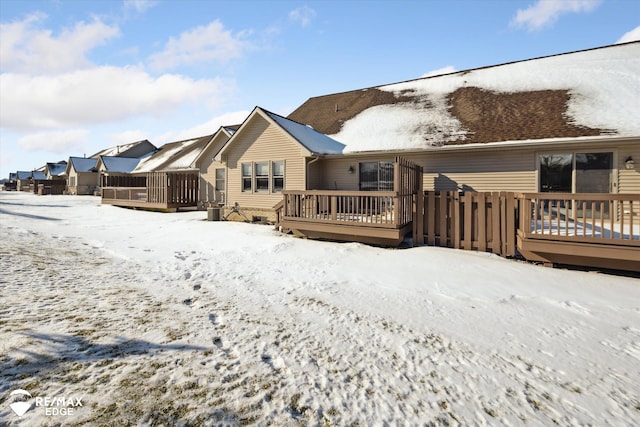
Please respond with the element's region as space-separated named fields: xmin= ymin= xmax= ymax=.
xmin=1 ymin=191 xmax=639 ymax=426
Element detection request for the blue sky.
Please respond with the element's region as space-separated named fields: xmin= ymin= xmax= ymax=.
xmin=1 ymin=0 xmax=638 ymax=177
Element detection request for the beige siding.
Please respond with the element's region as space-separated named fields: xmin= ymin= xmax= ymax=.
xmin=618 ymin=142 xmax=640 ymax=194
xmin=317 ymin=150 xmax=537 ymax=192
xmin=200 ymin=159 xmax=226 ymax=205
xmin=317 ymin=140 xmax=640 ymax=194
xmin=224 ymin=115 xmax=307 ymax=210
xmin=67 ymin=171 xmax=98 ymax=195
xmin=198 ymin=134 xmax=230 ymax=204
xmin=416 ymin=150 xmax=537 ymax=192
xmin=307 ymin=159 xmax=324 ymax=189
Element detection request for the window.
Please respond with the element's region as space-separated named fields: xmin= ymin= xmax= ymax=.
xmin=255 ymin=162 xmax=269 ymax=192
xmin=272 ymin=161 xmax=284 ymax=192
xmin=69 ymin=176 xmax=76 ymax=186
xmin=539 ymin=152 xmax=612 ymax=193
xmin=359 ymin=161 xmax=394 ymax=191
xmin=241 ymin=163 xmax=252 ymax=192
xmin=539 ymin=154 xmax=572 ymax=192
xmin=214 ymin=168 xmax=225 ymax=200
xmin=241 ymin=161 xmax=285 ymax=193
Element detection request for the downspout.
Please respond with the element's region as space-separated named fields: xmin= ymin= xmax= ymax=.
xmin=306 ymin=155 xmax=320 ymax=190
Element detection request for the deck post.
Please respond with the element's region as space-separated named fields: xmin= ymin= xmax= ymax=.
xmin=331 ymin=195 xmax=337 ymax=221
xmin=413 ymin=178 xmax=424 ymax=245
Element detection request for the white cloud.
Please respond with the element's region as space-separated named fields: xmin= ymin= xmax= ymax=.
xmin=156 ymin=110 xmax=250 ymax=144
xmin=109 ymin=129 xmax=149 ymax=145
xmin=123 ymin=0 xmax=157 ymax=14
xmin=18 ymin=129 xmax=89 ymax=153
xmin=616 ymin=26 xmax=640 ymax=44
xmin=421 ymin=66 xmax=456 ymax=78
xmin=289 ymin=6 xmax=317 ymax=28
xmin=148 ymin=20 xmax=252 ymax=71
xmin=0 ymin=13 xmax=120 ymax=74
xmin=511 ymin=0 xmax=602 ymax=31
xmin=0 ymin=67 xmax=231 ymax=131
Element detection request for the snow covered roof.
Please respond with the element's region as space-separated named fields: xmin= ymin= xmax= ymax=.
xmin=288 ymin=42 xmax=640 ymax=152
xmin=98 ymin=156 xmax=142 ymax=173
xmin=90 ymin=140 xmax=156 ymax=159
xmin=31 ymin=170 xmax=46 ymax=180
xmin=264 ymin=109 xmax=346 ymax=155
xmin=46 ymin=161 xmax=67 ymax=177
xmin=68 ymin=157 xmax=98 ymax=173
xmin=16 ymin=171 xmax=31 ymax=180
xmin=132 ymin=134 xmax=212 ymax=173
xmin=15 ymin=170 xmax=46 ymax=179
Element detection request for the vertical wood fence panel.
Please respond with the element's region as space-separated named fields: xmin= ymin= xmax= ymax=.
xmin=422 ymin=191 xmax=518 ymax=257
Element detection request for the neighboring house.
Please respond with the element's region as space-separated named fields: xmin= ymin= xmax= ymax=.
xmin=94 ymin=156 xmax=144 ymax=187
xmin=64 ymin=140 xmax=157 ymax=195
xmin=15 ymin=170 xmax=45 ymax=191
xmin=65 ymin=157 xmax=99 ymax=195
xmin=287 ymin=41 xmax=640 ymax=197
xmin=211 ymin=107 xmax=345 ymax=221
xmin=132 ymin=134 xmax=212 ymax=175
xmin=101 ymin=134 xmax=213 ymax=210
xmin=16 ymin=171 xmax=32 ymax=191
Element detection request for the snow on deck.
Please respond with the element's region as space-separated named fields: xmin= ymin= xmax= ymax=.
xmin=1 ymin=191 xmax=639 ymax=425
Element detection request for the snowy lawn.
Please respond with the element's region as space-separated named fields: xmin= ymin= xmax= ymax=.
xmin=1 ymin=191 xmax=639 ymax=426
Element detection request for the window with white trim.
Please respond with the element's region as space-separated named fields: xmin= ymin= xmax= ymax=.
xmin=240 ymin=161 xmax=285 ymax=193
xmin=255 ymin=162 xmax=269 ymax=192
xmin=272 ymin=161 xmax=284 ymax=192
xmin=241 ymin=163 xmax=252 ymax=192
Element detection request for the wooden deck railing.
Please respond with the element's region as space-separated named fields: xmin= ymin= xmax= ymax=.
xmin=519 ymin=193 xmax=640 ymax=243
xmin=281 ymin=190 xmax=413 ymax=229
xmin=101 ymin=171 xmax=199 ymax=208
xmin=102 ymin=187 xmax=147 ymax=202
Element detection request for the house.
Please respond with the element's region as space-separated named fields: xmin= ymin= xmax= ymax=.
xmin=64 ymin=140 xmax=157 ymax=195
xmin=195 ymin=42 xmax=639 ymax=269
xmin=204 ymin=43 xmax=638 ymax=225
xmin=94 ymin=156 xmax=145 ymax=188
xmin=65 ymin=157 xmax=99 ymax=195
xmin=15 ymin=171 xmax=33 ymax=191
xmin=287 ymin=41 xmax=640 ymax=197
xmin=101 ymin=134 xmax=213 ymax=210
xmin=3 ymin=173 xmax=17 ymax=191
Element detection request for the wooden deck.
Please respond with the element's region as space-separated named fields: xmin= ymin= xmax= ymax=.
xmin=517 ymin=193 xmax=640 ymax=271
xmin=277 ymin=188 xmax=639 ymax=272
xmin=276 ymin=191 xmax=415 ymax=246
xmin=101 ymin=172 xmax=199 ymax=211
xmin=275 ymin=157 xmax=422 ymax=246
